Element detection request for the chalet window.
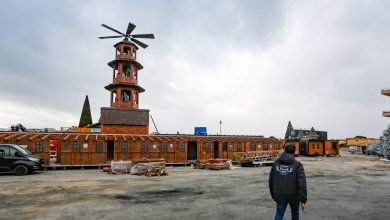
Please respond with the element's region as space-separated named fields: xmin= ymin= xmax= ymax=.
xmin=228 ymin=143 xmax=233 ymax=151
xmin=250 ymin=142 xmax=256 ymax=151
xmin=179 ymin=142 xmax=185 ymax=152
xmin=205 ymin=142 xmax=211 ymax=152
xmin=237 ymin=142 xmax=242 ymax=152
xmin=161 ymin=142 xmax=167 ymax=152
xmin=35 ymin=140 xmax=44 ymax=152
xmin=142 ymin=142 xmax=148 ymax=152
xmin=73 ymin=141 xmax=80 ymax=152
xmin=276 ymin=143 xmax=280 ymax=150
xmin=122 ymin=141 xmax=128 ymax=152
xmin=96 ymin=141 xmax=103 ymax=153
xmin=222 ymin=142 xmax=228 ymax=151
xmin=7 ymin=139 xmax=16 ymax=145
xmin=264 ymin=143 xmax=269 ymax=151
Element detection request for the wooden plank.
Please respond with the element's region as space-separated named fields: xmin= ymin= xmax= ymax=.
xmin=29 ymin=134 xmax=41 ymax=140
xmin=41 ymin=134 xmax=50 ymax=140
xmin=4 ymin=133 xmax=19 ymax=140
xmin=64 ymin=134 xmax=71 ymax=140
xmin=16 ymin=134 xmax=30 ymax=140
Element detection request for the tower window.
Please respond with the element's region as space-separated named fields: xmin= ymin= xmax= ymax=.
xmin=122 ymin=90 xmax=131 ymax=102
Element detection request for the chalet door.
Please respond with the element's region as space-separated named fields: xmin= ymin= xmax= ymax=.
xmin=107 ymin=140 xmax=114 ymax=161
xmin=213 ymin=141 xmax=219 ymax=159
xmin=187 ymin=141 xmax=197 ymax=160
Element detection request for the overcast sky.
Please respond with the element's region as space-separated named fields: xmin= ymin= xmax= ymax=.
xmin=0 ymin=0 xmax=389 ymax=139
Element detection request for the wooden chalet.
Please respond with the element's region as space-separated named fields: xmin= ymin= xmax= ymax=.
xmin=0 ymin=132 xmax=282 ymax=165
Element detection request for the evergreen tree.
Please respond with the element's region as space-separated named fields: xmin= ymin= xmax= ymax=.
xmin=79 ymin=95 xmax=93 ymax=127
xmin=381 ymin=124 xmax=390 ymax=160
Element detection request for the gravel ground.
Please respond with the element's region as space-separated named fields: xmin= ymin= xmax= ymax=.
xmin=0 ymin=153 xmax=389 ymax=220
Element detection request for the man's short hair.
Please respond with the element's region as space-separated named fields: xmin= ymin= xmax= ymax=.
xmin=285 ymin=144 xmax=296 ymax=154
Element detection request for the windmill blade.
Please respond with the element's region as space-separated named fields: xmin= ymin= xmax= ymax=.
xmin=126 ymin=22 xmax=136 ymax=35
xmin=131 ymin=34 xmax=155 ymax=39
xmin=131 ymin=38 xmax=148 ymax=49
xmin=98 ymin=35 xmax=124 ymax=39
xmin=101 ymin=24 xmax=126 ymax=36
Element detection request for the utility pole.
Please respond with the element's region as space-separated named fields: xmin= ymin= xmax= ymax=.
xmin=219 ymin=120 xmax=222 ymax=135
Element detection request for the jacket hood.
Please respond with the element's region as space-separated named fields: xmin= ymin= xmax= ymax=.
xmin=278 ymin=152 xmax=295 ymax=164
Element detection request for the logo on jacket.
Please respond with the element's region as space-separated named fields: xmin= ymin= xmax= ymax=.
xmin=276 ymin=164 xmax=293 ymax=175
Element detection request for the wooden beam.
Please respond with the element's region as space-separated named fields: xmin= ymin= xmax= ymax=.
xmin=105 ymin=135 xmax=108 ymax=141
xmin=113 ymin=135 xmax=117 ymax=141
xmin=130 ymin=135 xmax=136 ymax=141
xmin=154 ymin=136 xmax=163 ymax=142
xmin=4 ymin=133 xmax=19 ymax=140
xmin=63 ymin=134 xmax=71 ymax=140
xmin=85 ymin=134 xmax=89 ymax=141
xmin=171 ymin=136 xmax=181 ymax=142
xmin=95 ymin=135 xmax=99 ymax=140
xmin=41 ymin=134 xmax=50 ymax=140
xmin=138 ymin=136 xmax=145 ymax=141
xmin=0 ymin=134 xmax=7 ymax=139
xmin=29 ymin=134 xmax=42 ymax=140
xmin=16 ymin=134 xmax=30 ymax=140
xmin=74 ymin=134 xmax=80 ymax=140
xmin=122 ymin=135 xmax=127 ymax=141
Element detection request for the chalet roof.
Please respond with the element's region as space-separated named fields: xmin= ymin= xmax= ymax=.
xmin=99 ymin=107 xmax=149 ymax=126
xmin=0 ymin=132 xmax=281 ymax=143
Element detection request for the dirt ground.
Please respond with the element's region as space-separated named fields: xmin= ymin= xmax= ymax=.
xmin=1 ymin=153 xmax=389 ymax=220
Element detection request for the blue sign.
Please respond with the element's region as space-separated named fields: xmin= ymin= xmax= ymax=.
xmin=194 ymin=127 xmax=207 ymax=135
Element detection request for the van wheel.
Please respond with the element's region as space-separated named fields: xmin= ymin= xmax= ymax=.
xmin=15 ymin=165 xmax=28 ymax=176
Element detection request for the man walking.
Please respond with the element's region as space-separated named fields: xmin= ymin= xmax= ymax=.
xmin=269 ymin=144 xmax=307 ymax=220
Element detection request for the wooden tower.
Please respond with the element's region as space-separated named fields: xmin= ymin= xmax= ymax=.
xmin=98 ymin=40 xmax=149 ymax=134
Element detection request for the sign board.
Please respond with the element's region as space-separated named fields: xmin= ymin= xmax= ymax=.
xmin=195 ymin=127 xmax=207 ymax=135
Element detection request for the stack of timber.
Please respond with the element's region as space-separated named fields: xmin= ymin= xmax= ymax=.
xmin=111 ymin=160 xmax=133 ymax=174
xmin=145 ymin=166 xmax=168 ymax=177
xmin=194 ymin=159 xmax=232 ymax=170
xmin=130 ymin=160 xmax=166 ymax=176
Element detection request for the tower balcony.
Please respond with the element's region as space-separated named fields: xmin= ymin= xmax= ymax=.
xmin=111 ymin=100 xmax=138 ymax=109
xmin=381 ymin=88 xmax=390 ymax=96
xmin=383 ymin=111 xmax=390 ymax=117
xmin=116 ymin=53 xmax=135 ymax=60
xmin=113 ymin=76 xmax=137 ymax=84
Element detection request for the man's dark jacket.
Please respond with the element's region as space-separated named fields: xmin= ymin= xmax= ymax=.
xmin=269 ymin=152 xmax=307 ymax=203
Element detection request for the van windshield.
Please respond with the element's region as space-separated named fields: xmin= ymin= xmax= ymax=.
xmin=13 ymin=145 xmax=32 ymax=155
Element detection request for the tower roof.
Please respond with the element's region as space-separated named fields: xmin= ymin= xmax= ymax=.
xmin=104 ymin=83 xmax=145 ymax=93
xmin=108 ymin=59 xmax=143 ymax=70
